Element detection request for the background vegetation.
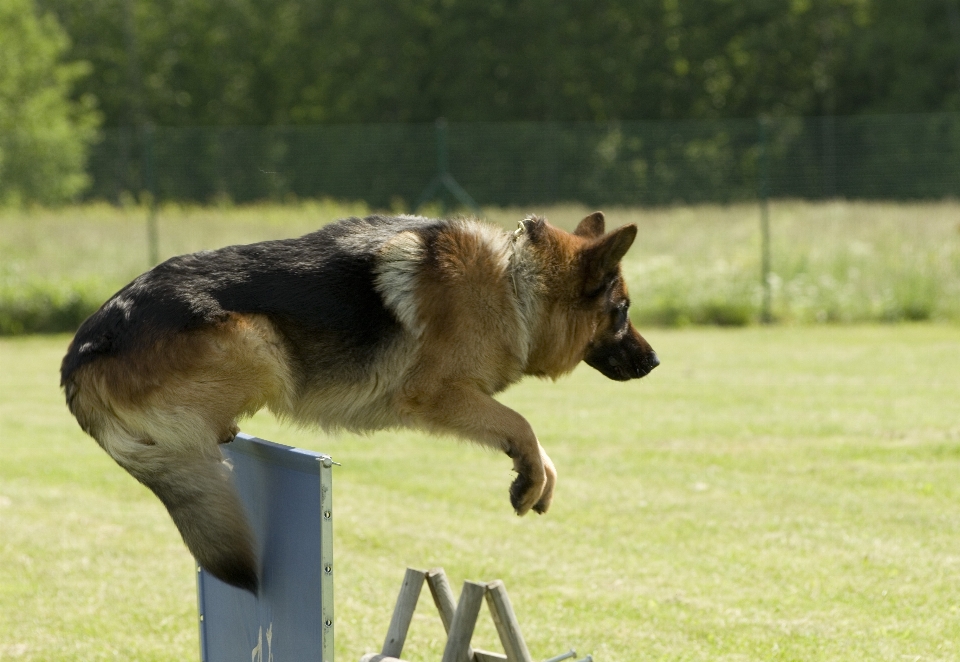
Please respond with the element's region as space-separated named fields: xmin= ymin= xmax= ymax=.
xmin=1 ymin=200 xmax=958 ymax=335
xmin=34 ymin=0 xmax=960 ymax=126
xmin=0 ymin=0 xmax=98 ymax=205
xmin=7 ymin=0 xmax=960 ymax=205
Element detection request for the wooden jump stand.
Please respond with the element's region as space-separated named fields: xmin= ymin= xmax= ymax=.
xmin=361 ymin=568 xmax=592 ymax=662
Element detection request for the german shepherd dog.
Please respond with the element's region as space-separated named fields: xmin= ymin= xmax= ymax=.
xmin=61 ymin=212 xmax=658 ymax=592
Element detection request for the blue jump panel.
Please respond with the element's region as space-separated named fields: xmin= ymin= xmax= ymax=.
xmin=197 ymin=433 xmax=334 ymax=662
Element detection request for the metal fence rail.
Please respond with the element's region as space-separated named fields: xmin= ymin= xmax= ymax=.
xmin=86 ymin=113 xmax=960 ymax=209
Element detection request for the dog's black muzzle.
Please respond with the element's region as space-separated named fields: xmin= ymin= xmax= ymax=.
xmin=585 ymin=327 xmax=660 ymax=381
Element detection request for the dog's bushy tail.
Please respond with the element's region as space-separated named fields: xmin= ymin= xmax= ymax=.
xmin=121 ymin=450 xmax=259 ymax=593
xmin=61 ymin=319 xmax=263 ymax=594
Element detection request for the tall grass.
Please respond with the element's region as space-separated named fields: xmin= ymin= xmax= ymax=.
xmin=1 ymin=199 xmax=958 ymax=333
xmin=489 ymin=201 xmax=960 ymax=325
xmin=0 ymin=200 xmax=368 ymax=334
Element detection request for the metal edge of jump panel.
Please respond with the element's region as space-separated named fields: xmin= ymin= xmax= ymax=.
xmin=197 ymin=562 xmax=207 ymax=661
xmin=319 ymin=453 xmax=335 ymax=662
xmin=230 ymin=431 xmax=335 ymax=473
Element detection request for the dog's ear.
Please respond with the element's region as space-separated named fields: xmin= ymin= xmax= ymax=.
xmin=521 ymin=215 xmax=547 ymax=241
xmin=574 ymin=211 xmax=605 ymax=238
xmin=581 ymin=224 xmax=637 ymax=296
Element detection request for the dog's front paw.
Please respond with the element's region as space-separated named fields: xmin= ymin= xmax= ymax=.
xmin=509 ymin=472 xmax=542 ymax=515
xmin=509 ymin=458 xmax=546 ymax=516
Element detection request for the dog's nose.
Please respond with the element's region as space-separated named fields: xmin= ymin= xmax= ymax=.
xmin=633 ymin=352 xmax=660 ymax=378
xmin=646 ymin=353 xmax=660 ymax=371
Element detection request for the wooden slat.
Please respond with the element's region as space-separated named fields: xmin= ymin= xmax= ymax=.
xmin=428 ymin=568 xmax=483 ymax=662
xmin=360 ymin=654 xmax=407 ymax=662
xmin=440 ymin=581 xmax=486 ymax=662
xmin=484 ymin=581 xmax=533 ymax=662
xmin=425 ymin=567 xmax=458 ymax=632
xmin=473 ymin=649 xmax=509 ymax=662
xmin=381 ymin=568 xmax=426 ymax=657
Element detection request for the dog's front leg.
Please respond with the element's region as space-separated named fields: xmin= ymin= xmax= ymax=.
xmin=403 ymin=384 xmax=556 ymax=515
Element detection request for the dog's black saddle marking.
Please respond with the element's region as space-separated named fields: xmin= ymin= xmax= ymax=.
xmin=62 ymin=215 xmax=444 ymax=382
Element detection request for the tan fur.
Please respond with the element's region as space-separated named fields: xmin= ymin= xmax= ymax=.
xmin=381 ymin=219 xmax=618 ymax=514
xmin=68 ymin=314 xmax=292 ymax=449
xmin=63 ymin=313 xmax=300 ymax=590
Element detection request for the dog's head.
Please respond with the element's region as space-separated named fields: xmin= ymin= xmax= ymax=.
xmin=522 ymin=211 xmax=659 ymax=381
xmin=574 ymin=212 xmax=659 ymax=381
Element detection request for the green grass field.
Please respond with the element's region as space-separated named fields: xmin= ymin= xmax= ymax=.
xmin=2 ymin=326 xmax=959 ymax=661
xmin=2 ymin=200 xmax=959 ymax=332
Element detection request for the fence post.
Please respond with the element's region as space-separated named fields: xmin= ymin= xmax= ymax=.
xmin=415 ymin=119 xmax=482 ymax=216
xmin=142 ymin=124 xmax=159 ymax=267
xmin=758 ymin=117 xmax=772 ymax=324
xmin=436 ymin=118 xmax=450 ymax=180
xmin=821 ymin=114 xmax=836 ymax=198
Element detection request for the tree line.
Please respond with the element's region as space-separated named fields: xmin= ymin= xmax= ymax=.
xmin=35 ymin=0 xmax=960 ymax=126
xmin=5 ymin=0 xmax=960 ymax=203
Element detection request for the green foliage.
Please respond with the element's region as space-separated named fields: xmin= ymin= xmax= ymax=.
xmin=0 ymin=278 xmax=103 ymax=335
xmin=38 ymin=0 xmax=319 ymax=127
xmin=0 ymin=0 xmax=99 ymax=204
xmin=37 ymin=0 xmax=960 ymax=128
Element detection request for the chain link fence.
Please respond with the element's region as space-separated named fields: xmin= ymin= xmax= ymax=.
xmin=86 ymin=113 xmax=960 ymax=209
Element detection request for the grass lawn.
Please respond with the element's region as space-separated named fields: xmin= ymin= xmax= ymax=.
xmin=1 ymin=325 xmax=959 ymax=661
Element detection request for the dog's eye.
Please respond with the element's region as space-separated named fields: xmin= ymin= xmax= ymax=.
xmin=614 ymin=304 xmax=629 ymax=325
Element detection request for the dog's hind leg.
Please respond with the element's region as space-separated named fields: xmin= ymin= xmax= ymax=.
xmin=99 ymin=420 xmax=259 ymax=592
xmin=402 ymin=383 xmax=556 ymax=515
xmin=64 ymin=314 xmax=293 ymax=592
